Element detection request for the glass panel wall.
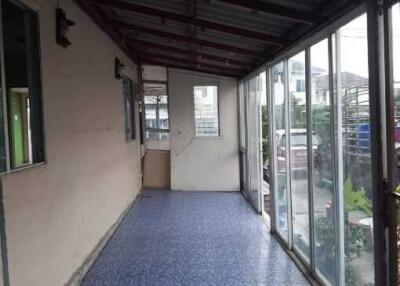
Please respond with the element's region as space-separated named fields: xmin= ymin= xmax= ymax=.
xmin=265 ymin=10 xmax=377 ymax=286
xmin=288 ymin=51 xmax=310 ymax=260
xmin=335 ymin=14 xmax=374 ymax=285
xmin=310 ymin=38 xmax=337 ymax=285
xmin=245 ymin=76 xmax=261 ymax=211
xmin=272 ymin=62 xmax=289 ymax=242
xmin=259 ymin=71 xmax=271 ymax=215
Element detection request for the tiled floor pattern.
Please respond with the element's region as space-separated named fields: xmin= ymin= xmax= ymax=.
xmin=82 ymin=189 xmax=310 ymax=286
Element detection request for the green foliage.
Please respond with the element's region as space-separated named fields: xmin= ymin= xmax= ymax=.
xmin=345 ymin=263 xmax=358 ymax=286
xmin=311 ymin=107 xmax=331 ymax=144
xmin=314 ymin=215 xmax=364 ymax=285
xmin=314 ymin=216 xmax=336 ymax=260
xmin=343 ymin=178 xmax=373 ymax=216
xmin=289 ymin=94 xmax=306 ymax=128
xmin=345 ymin=223 xmax=364 ymax=258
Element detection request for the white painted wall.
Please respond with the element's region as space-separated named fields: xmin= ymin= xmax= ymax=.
xmin=1 ymin=1 xmax=142 ymax=285
xmin=169 ymin=69 xmax=240 ymax=191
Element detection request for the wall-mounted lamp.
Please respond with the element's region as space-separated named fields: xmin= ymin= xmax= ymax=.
xmin=56 ymin=8 xmax=75 ymax=48
xmin=115 ymin=57 xmax=125 ymax=79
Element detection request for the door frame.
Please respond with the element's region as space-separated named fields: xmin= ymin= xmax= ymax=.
xmin=383 ymin=0 xmax=400 ymax=284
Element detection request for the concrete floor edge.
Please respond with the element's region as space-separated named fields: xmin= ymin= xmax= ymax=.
xmin=66 ymin=192 xmax=141 ymax=286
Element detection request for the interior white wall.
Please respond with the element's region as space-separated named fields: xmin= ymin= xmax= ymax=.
xmin=1 ymin=1 xmax=142 ymax=285
xmin=169 ymin=68 xmax=240 ymax=191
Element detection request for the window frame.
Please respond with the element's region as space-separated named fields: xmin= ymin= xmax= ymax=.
xmin=143 ymin=80 xmax=170 ymax=142
xmin=0 ymin=0 xmax=46 ymax=175
xmin=122 ymin=76 xmax=136 ymax=142
xmin=192 ymin=84 xmax=221 ymax=139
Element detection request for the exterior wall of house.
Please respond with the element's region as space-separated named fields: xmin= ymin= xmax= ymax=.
xmin=169 ymin=68 xmax=240 ymax=191
xmin=0 ymin=0 xmax=142 ymax=285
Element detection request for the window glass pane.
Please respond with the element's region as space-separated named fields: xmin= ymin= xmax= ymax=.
xmin=310 ymin=38 xmax=337 ymax=284
xmin=260 ymin=71 xmax=271 ymax=215
xmin=246 ymin=76 xmax=261 ymax=210
xmin=143 ymin=83 xmax=169 ymax=143
xmin=194 ymin=86 xmax=219 ymax=137
xmin=144 ymin=96 xmax=157 ymax=129
xmin=3 ymin=0 xmax=44 ymax=169
xmin=272 ymin=62 xmax=289 ymax=241
xmin=158 ymin=95 xmax=169 ymax=130
xmin=123 ymin=78 xmax=135 ymax=141
xmin=336 ymin=14 xmax=374 ymax=285
xmin=289 ymin=51 xmax=310 ymax=260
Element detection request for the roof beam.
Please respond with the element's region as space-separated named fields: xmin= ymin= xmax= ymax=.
xmin=112 ymin=21 xmax=267 ymax=58
xmin=140 ymin=59 xmax=241 ymax=78
xmin=127 ymin=38 xmax=252 ymax=68
xmin=185 ymin=0 xmax=197 ymax=62
xmin=88 ymin=0 xmax=287 ymax=45
xmin=215 ymin=0 xmax=317 ymax=24
xmin=131 ymin=50 xmax=247 ymax=74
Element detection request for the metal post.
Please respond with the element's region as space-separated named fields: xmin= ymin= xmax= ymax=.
xmin=284 ymin=59 xmax=293 ymax=247
xmin=267 ymin=66 xmax=277 ymax=233
xmin=383 ymin=1 xmax=397 ymax=284
xmin=305 ymin=47 xmax=315 ymax=272
xmin=367 ymin=0 xmax=387 ymax=284
xmin=329 ymin=31 xmax=345 ymax=286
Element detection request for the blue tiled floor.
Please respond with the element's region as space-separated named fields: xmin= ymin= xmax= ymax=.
xmin=82 ymin=189 xmax=310 ymax=286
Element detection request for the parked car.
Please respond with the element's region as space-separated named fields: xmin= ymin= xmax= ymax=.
xmin=263 ymin=129 xmax=321 ymax=181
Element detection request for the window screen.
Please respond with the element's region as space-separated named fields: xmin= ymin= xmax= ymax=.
xmin=193 ymin=86 xmax=219 ymax=137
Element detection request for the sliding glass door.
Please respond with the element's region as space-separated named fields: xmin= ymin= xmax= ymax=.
xmin=288 ymin=51 xmax=311 ymax=261
xmin=271 ymin=62 xmax=290 ymax=242
xmin=310 ymin=38 xmax=337 ymax=285
xmin=335 ymin=14 xmax=374 ymax=285
xmin=239 ymin=72 xmax=265 ymax=213
xmin=245 ymin=76 xmax=262 ymax=211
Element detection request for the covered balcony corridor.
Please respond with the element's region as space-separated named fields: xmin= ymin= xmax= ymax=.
xmin=81 ymin=189 xmax=309 ymax=286
xmin=0 ymin=0 xmax=398 ymax=285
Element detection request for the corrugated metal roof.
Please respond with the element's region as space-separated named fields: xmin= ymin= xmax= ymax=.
xmin=76 ymin=0 xmax=358 ymax=78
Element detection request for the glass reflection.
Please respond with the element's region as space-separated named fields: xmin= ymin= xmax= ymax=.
xmin=337 ymin=14 xmax=374 ymax=285
xmin=288 ymin=51 xmax=310 ymax=260
xmin=272 ymin=62 xmax=289 ymax=241
xmin=310 ymin=38 xmax=337 ymax=285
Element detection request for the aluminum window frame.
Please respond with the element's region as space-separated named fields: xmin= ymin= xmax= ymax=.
xmin=258 ymin=3 xmax=386 ymax=286
xmin=122 ymin=76 xmax=136 ymax=142
xmin=383 ymin=0 xmax=400 ymax=284
xmin=0 ymin=0 xmax=46 ymax=176
xmin=192 ymin=84 xmax=221 ymax=139
xmin=143 ymin=80 xmax=170 ymax=142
